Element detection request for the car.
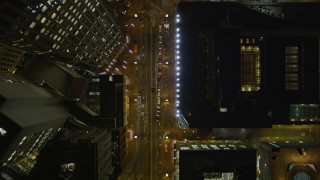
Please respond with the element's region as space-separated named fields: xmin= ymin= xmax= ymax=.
xmin=297 ymin=148 xmax=307 ymax=156
xmin=271 ymin=155 xmax=278 ymax=160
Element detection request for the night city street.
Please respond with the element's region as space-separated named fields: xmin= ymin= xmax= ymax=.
xmin=1 ymin=0 xmax=320 ymax=180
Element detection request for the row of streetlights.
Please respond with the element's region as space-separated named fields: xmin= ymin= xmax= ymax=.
xmin=175 ymin=14 xmax=181 ymax=118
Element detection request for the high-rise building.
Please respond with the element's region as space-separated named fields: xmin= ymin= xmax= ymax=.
xmin=81 ymin=74 xmax=127 ymax=128
xmin=0 ymin=75 xmax=71 ymax=177
xmin=174 ymin=140 xmax=257 ymax=180
xmin=176 ymin=2 xmax=320 ymax=128
xmin=25 ymin=58 xmax=90 ymax=100
xmin=0 ymin=43 xmax=25 ymax=74
xmin=27 ymin=129 xmax=115 ymax=180
xmin=109 ymin=127 xmax=127 ymax=176
xmin=0 ymin=0 xmax=127 ymax=71
xmin=66 ymin=74 xmax=128 ymax=176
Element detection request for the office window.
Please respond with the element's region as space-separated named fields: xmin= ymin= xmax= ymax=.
xmin=290 ymin=104 xmax=320 ymax=121
xmin=40 ymin=17 xmax=46 ymax=24
xmin=45 ymin=20 xmax=51 ymax=26
xmin=29 ymin=22 xmax=36 ymax=29
xmin=285 ymin=46 xmax=299 ymax=90
xmin=40 ymin=28 xmax=45 ymax=34
xmin=51 ymin=13 xmax=56 ymax=19
xmin=240 ymin=46 xmax=261 ymax=91
xmin=36 ymin=14 xmax=42 ymax=20
xmin=41 ymin=6 xmax=47 ymax=12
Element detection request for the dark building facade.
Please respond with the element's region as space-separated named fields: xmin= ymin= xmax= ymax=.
xmin=0 ymin=75 xmax=71 ymax=177
xmin=176 ymin=2 xmax=320 ymax=128
xmin=0 ymin=0 xmax=126 ymax=71
xmin=25 ymin=58 xmax=89 ymax=100
xmin=109 ymin=127 xmax=127 ymax=176
xmin=0 ymin=43 xmax=25 ymax=74
xmin=174 ymin=140 xmax=257 ymax=180
xmin=68 ymin=75 xmax=128 ymax=176
xmin=81 ymin=74 xmax=127 ymax=128
xmin=28 ymin=129 xmax=115 ymax=180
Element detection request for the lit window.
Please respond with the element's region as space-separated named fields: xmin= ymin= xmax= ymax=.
xmin=285 ymin=46 xmax=299 ymax=90
xmin=45 ymin=20 xmax=51 ymax=26
xmin=64 ymin=12 xmax=68 ymax=17
xmin=51 ymin=13 xmax=56 ymax=19
xmin=40 ymin=17 xmax=46 ymax=24
xmin=40 ymin=28 xmax=46 ymax=33
xmin=240 ymin=45 xmax=261 ymax=91
xmin=92 ymin=78 xmax=99 ymax=82
xmin=290 ymin=104 xmax=320 ymax=121
xmin=36 ymin=14 xmax=42 ymax=20
xmin=29 ymin=22 xmax=36 ymax=28
xmin=0 ymin=128 xmax=7 ymax=136
xmin=41 ymin=6 xmax=48 ymax=12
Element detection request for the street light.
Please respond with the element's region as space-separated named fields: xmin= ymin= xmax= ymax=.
xmin=134 ymin=14 xmax=138 ymax=18
xmin=165 ymin=14 xmax=169 ymax=18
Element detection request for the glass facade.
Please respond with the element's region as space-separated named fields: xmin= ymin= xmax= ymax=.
xmin=0 ymin=0 xmax=126 ymax=71
xmin=290 ymin=104 xmax=320 ymax=122
xmin=285 ymin=46 xmax=299 ymax=91
xmin=240 ymin=44 xmax=261 ymax=92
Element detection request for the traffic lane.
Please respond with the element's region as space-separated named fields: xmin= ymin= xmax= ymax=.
xmin=142 ymin=13 xmax=155 ymax=180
